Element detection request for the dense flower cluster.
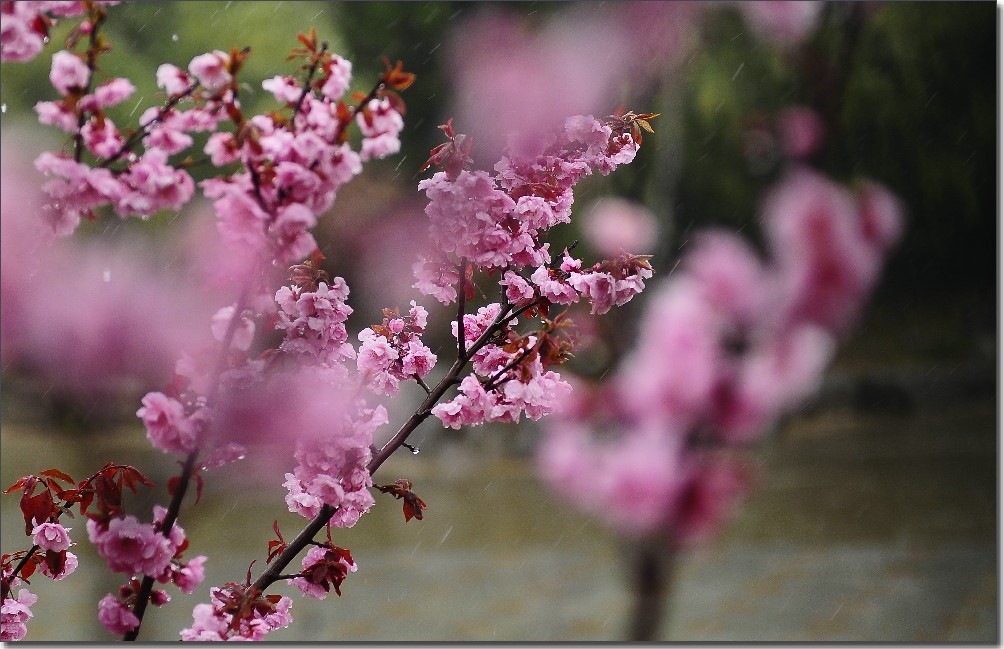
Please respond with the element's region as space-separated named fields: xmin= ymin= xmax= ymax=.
xmin=0 ymin=2 xmax=106 ymax=63
xmin=87 ymin=505 xmax=207 ymax=635
xmin=414 ymin=114 xmax=642 ymax=304
xmin=288 ymin=545 xmax=357 ymax=600
xmin=539 ymin=166 xmax=904 ymax=543
xmin=357 ymin=302 xmax=437 ymax=396
xmin=180 ymin=586 xmax=293 ymax=641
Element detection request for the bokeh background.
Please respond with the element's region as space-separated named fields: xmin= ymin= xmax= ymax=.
xmin=0 ymin=1 xmax=995 ymax=641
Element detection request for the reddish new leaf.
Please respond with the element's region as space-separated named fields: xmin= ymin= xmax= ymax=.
xmin=39 ymin=468 xmax=75 ymax=484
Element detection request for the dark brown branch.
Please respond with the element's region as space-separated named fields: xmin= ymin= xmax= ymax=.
xmin=123 ymin=450 xmax=199 ymax=641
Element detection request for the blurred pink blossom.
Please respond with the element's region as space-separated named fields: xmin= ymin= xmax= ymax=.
xmin=777 ymin=105 xmax=825 ymax=160
xmin=582 ymin=198 xmax=659 ymax=258
xmin=737 ymin=1 xmax=825 ymax=46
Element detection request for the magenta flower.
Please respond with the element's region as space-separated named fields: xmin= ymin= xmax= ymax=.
xmin=172 ymin=556 xmax=207 ymax=595
xmin=49 ymin=50 xmax=90 ymax=95
xmin=1 ymin=588 xmax=38 ymax=641
xmin=137 ymin=392 xmax=200 ymax=455
xmin=97 ymin=594 xmax=140 ymax=636
xmin=187 ymin=50 xmax=231 ymax=90
xmin=31 ymin=521 xmax=72 ymax=553
xmin=88 ymin=516 xmax=174 ymax=577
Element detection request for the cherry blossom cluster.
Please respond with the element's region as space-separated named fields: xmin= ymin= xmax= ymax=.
xmin=538 ymin=166 xmax=904 ymax=543
xmin=180 ymin=583 xmax=293 ymax=641
xmin=431 ymin=303 xmax=573 ymax=429
xmin=87 ymin=503 xmax=206 ymax=635
xmin=356 ymin=302 xmax=437 ymax=396
xmin=0 ymin=1 xmax=111 ymax=63
xmin=1 ymin=521 xmax=76 ymax=641
xmin=288 ymin=545 xmax=357 ymax=600
xmin=414 ymin=112 xmax=652 ymax=305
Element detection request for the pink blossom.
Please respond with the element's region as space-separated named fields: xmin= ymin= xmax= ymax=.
xmin=203 ymin=132 xmax=240 ymax=167
xmin=269 ymin=202 xmax=318 ymax=263
xmin=262 ymin=75 xmax=302 ymax=103
xmin=115 ymin=149 xmax=195 ymax=218
xmin=1 ymin=588 xmax=38 ymax=641
xmin=156 ymin=63 xmax=192 ymax=96
xmin=188 ymin=50 xmax=231 ymax=90
xmin=401 ymin=339 xmax=437 ymax=378
xmin=320 ymin=55 xmax=352 ymax=100
xmin=34 ymin=100 xmax=78 ymax=132
xmin=49 ymin=50 xmax=90 ymax=95
xmin=181 ymin=587 xmax=295 ymax=641
xmin=173 ymin=556 xmax=207 ymax=594
xmin=615 ymin=278 xmax=721 ymax=429
xmin=431 ymin=375 xmax=492 ymax=429
xmin=40 ymin=550 xmax=78 ymax=581
xmin=737 ymin=0 xmax=824 ymax=46
xmin=777 ymin=105 xmax=825 ymax=160
xmin=88 ymin=515 xmax=174 ymax=577
xmin=683 ymin=230 xmax=770 ymax=328
xmin=762 ymin=167 xmax=895 ymax=333
xmin=97 ymin=594 xmax=140 ymax=636
xmin=582 ymin=197 xmax=659 ymax=257
xmin=530 ymin=266 xmax=579 ymax=304
xmin=31 ymin=521 xmax=72 ymax=552
xmin=1 ymin=10 xmax=44 ymax=63
xmin=137 ymin=391 xmax=200 ymax=454
xmin=211 ymin=304 xmax=256 ymax=351
xmin=289 ymin=545 xmax=357 ymax=600
xmin=81 ymin=116 xmax=126 ymax=159
xmin=500 ymin=270 xmax=535 ymax=304
xmin=412 ymin=255 xmax=459 ymax=304
xmin=90 ymin=77 xmax=136 ymax=108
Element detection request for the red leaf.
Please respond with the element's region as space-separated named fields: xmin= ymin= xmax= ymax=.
xmin=4 ymin=475 xmax=32 ymax=495
xmin=39 ymin=468 xmax=75 ymax=484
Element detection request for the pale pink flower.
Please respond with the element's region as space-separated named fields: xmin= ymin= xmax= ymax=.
xmin=90 ymin=77 xmax=136 ymax=108
xmin=211 ymin=305 xmax=255 ymax=351
xmin=40 ymin=550 xmax=78 ymax=581
xmin=81 ymin=116 xmax=126 ymax=159
xmin=188 ymin=50 xmax=231 ymax=90
xmin=97 ymin=594 xmax=139 ymax=636
xmin=31 ymin=521 xmax=72 ymax=552
xmin=156 ymin=63 xmax=192 ymax=96
xmin=738 ymin=0 xmax=824 ymax=46
xmin=34 ymin=100 xmax=78 ymax=132
xmin=582 ymin=197 xmax=659 ymax=257
xmin=1 ymin=588 xmax=38 ymax=641
xmin=49 ymin=50 xmax=90 ymax=95
xmin=88 ymin=515 xmax=174 ymax=577
xmin=500 ymin=270 xmax=535 ymax=304
xmin=137 ymin=391 xmax=200 ymax=455
xmin=203 ymin=132 xmax=240 ymax=167
xmin=1 ymin=11 xmax=44 ymax=63
xmin=262 ymin=75 xmax=302 ymax=103
xmin=320 ymin=55 xmax=352 ymax=100
xmin=173 ymin=556 xmax=207 ymax=594
xmin=289 ymin=545 xmax=357 ymax=600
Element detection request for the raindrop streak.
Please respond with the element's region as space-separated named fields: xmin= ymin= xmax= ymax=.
xmin=1 ymin=104 xmax=6 ymax=114
xmin=438 ymin=526 xmax=453 ymax=545
xmin=102 ymin=269 xmax=111 ymax=283
xmin=731 ymin=62 xmax=745 ymax=81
